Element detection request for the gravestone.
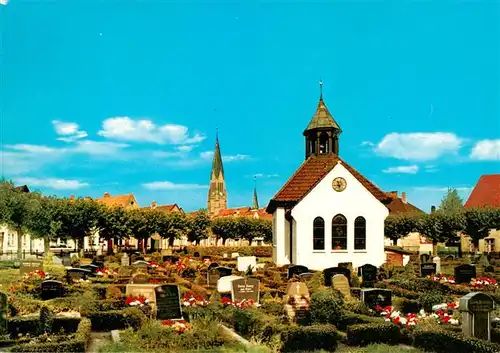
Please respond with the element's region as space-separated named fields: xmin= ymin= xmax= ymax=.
xmin=217 ymin=266 xmax=233 ymax=278
xmin=358 ymin=264 xmax=377 ymax=287
xmin=223 ymin=253 xmax=228 ymax=258
xmin=121 ymin=253 xmax=130 ymax=267
xmin=420 ymin=263 xmax=437 ymax=277
xmin=433 ymin=256 xmax=441 ymax=274
xmin=231 ymin=278 xmax=260 ymax=303
xmin=132 ymin=260 xmax=149 ymax=269
xmin=217 ymin=275 xmax=243 ymax=293
xmin=207 ymin=262 xmax=220 ymax=271
xmin=207 ymin=268 xmax=221 ymax=286
xmin=181 ymin=268 xmax=196 ymax=279
xmin=361 ymin=289 xmax=392 ymax=310
xmin=62 ymin=255 xmax=71 ymax=267
xmin=41 ymin=280 xmax=63 ymax=300
xmin=324 ymin=267 xmax=351 ymax=287
xmin=287 ymin=265 xmax=309 ymax=279
xmin=92 ymin=260 xmax=104 ymax=269
xmin=162 ymin=255 xmax=172 ymax=263
xmin=66 ymin=268 xmax=90 ymax=282
xmin=193 ymin=252 xmax=200 ymax=258
xmin=19 ymin=259 xmax=43 ymax=275
xmin=171 ymin=256 xmax=180 ymax=264
xmin=231 ymin=252 xmax=240 ymax=259
xmin=332 ymin=274 xmax=351 ymax=298
xmin=237 ymin=256 xmax=257 ymax=272
xmin=132 ymin=273 xmax=150 ymax=284
xmin=0 ymin=291 xmax=7 ymax=334
xmin=459 ymin=292 xmax=495 ymax=340
xmin=81 ymin=264 xmax=99 ymax=275
xmin=52 ymin=256 xmax=63 ymax=266
xmin=454 ymin=264 xmax=477 ymax=284
xmin=80 ymin=258 xmax=92 ymax=265
xmin=299 ymin=272 xmax=314 ymax=281
xmin=420 ymin=254 xmax=431 ymax=263
xmin=284 ymin=282 xmax=310 ymax=323
xmin=202 ymin=256 xmax=211 ymax=261
xmin=126 ymin=284 xmax=158 ymax=311
xmin=155 ymin=285 xmax=183 ymax=321
xmin=484 ymin=266 xmax=495 ymax=273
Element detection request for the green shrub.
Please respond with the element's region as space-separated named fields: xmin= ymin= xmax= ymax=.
xmin=346 ymin=322 xmax=401 ymax=346
xmin=310 ymin=290 xmax=344 ymax=326
xmin=52 ymin=317 xmax=81 ymax=334
xmin=39 ymin=306 xmax=54 ymax=334
xmin=8 ymin=316 xmax=39 ymax=337
xmin=261 ymin=301 xmax=287 ymax=319
xmin=413 ymin=327 xmax=500 ymax=353
xmin=419 ymin=291 xmax=451 ymax=312
xmin=86 ymin=308 xmax=145 ymax=331
xmin=279 ymin=324 xmax=339 ymax=352
xmin=336 ymin=312 xmax=381 ymax=331
xmin=74 ymin=318 xmax=91 ymax=350
xmin=392 ymin=297 xmax=421 ymax=314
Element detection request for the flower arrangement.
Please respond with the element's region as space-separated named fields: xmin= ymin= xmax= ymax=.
xmin=161 ymin=319 xmax=193 ymax=334
xmin=221 ymin=297 xmax=255 ymax=309
xmin=428 ymin=274 xmax=455 ymax=284
xmin=96 ymin=267 xmax=117 ymax=276
xmin=125 ymin=295 xmax=150 ymax=307
xmin=24 ymin=269 xmax=49 ymax=281
xmin=375 ymin=305 xmax=418 ymax=328
xmin=148 ymin=261 xmax=160 ymax=269
xmin=182 ymin=292 xmax=208 ymax=307
xmin=429 ymin=302 xmax=460 ymax=325
xmin=470 ymin=277 xmax=497 ymax=288
xmin=375 ymin=302 xmax=460 ymax=327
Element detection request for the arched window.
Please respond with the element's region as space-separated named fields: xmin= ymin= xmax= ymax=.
xmin=332 ymin=214 xmax=347 ymax=250
xmin=354 ymin=216 xmax=366 ymax=250
xmin=313 ymin=217 xmax=325 ymax=250
xmin=319 ymin=132 xmax=329 ymax=154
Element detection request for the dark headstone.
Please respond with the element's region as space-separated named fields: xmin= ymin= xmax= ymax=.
xmin=299 ymin=272 xmax=315 ymax=281
xmin=460 ymin=292 xmax=496 ymax=340
xmin=324 ymin=267 xmax=351 ymax=287
xmin=155 ymin=285 xmax=182 ymax=320
xmin=217 ymin=266 xmax=233 ymax=278
xmin=171 ymin=256 xmax=180 ymax=264
xmin=193 ymin=252 xmax=200 ymax=258
xmin=207 ymin=262 xmax=220 ymax=271
xmin=358 ymin=264 xmax=377 ymax=287
xmin=81 ymin=264 xmax=99 ymax=275
xmin=207 ymin=268 xmax=220 ymax=286
xmin=92 ymin=260 xmax=104 ymax=269
xmin=231 ymin=277 xmax=260 ymax=303
xmin=41 ymin=280 xmax=63 ymax=300
xmin=420 ymin=254 xmax=431 ymax=263
xmin=454 ymin=264 xmax=477 ymax=284
xmin=132 ymin=260 xmax=149 ymax=269
xmin=66 ymin=268 xmax=90 ymax=282
xmin=181 ymin=268 xmax=196 ymax=279
xmin=287 ymin=265 xmax=309 ymax=279
xmin=162 ymin=255 xmax=172 ymax=263
xmin=0 ymin=291 xmax=7 ymax=334
xmin=420 ymin=263 xmax=437 ymax=277
xmin=484 ymin=266 xmax=495 ymax=273
xmin=361 ymin=289 xmax=392 ymax=310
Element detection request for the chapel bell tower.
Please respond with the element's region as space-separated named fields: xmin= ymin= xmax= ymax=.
xmin=303 ymin=81 xmax=342 ymax=159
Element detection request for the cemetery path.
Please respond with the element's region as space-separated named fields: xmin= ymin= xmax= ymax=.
xmin=86 ymin=332 xmax=111 ymax=353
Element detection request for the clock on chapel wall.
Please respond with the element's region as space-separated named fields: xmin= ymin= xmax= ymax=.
xmin=332 ymin=177 xmax=347 ymax=192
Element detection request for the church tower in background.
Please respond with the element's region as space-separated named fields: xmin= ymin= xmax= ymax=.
xmin=207 ymin=131 xmax=228 ymax=216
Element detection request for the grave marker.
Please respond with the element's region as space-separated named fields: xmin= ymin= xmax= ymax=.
xmin=81 ymin=264 xmax=99 ymax=275
xmin=420 ymin=263 xmax=437 ymax=277
xmin=454 ymin=264 xmax=476 ymax=284
xmin=459 ymin=292 xmax=495 ymax=340
xmin=207 ymin=268 xmax=221 ymax=286
xmin=0 ymin=291 xmax=7 ymax=334
xmin=484 ymin=266 xmax=495 ymax=273
xmin=332 ymin=274 xmax=351 ymax=298
xmin=121 ymin=253 xmax=130 ymax=267
xmin=299 ymin=272 xmax=314 ymax=281
xmin=217 ymin=266 xmax=233 ymax=278
xmin=19 ymin=259 xmax=43 ymax=274
xmin=62 ymin=255 xmax=72 ymax=267
xmin=52 ymin=256 xmax=63 ymax=266
xmin=207 ymin=262 xmax=220 ymax=271
xmin=193 ymin=252 xmax=200 ymax=258
xmin=284 ymin=282 xmax=310 ymax=323
xmin=231 ymin=252 xmax=240 ymax=259
xmin=132 ymin=260 xmax=149 ymax=269
xmin=41 ymin=280 xmax=63 ymax=300
xmin=237 ymin=256 xmax=257 ymax=272
xmin=358 ymin=264 xmax=377 ymax=287
xmin=361 ymin=289 xmax=392 ymax=310
xmin=287 ymin=265 xmax=309 ymax=279
xmin=126 ymin=284 xmax=158 ymax=311
xmin=202 ymin=256 xmax=211 ymax=262
xmin=324 ymin=267 xmax=351 ymax=287
xmin=433 ymin=256 xmax=441 ymax=274
xmin=155 ymin=285 xmax=183 ymax=321
xmin=217 ymin=275 xmax=243 ymax=293
xmin=66 ymin=268 xmax=90 ymax=282
xmin=231 ymin=278 xmax=260 ymax=303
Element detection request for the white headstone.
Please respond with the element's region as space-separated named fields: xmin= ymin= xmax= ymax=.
xmin=96 ymin=247 xmax=103 ymax=256
xmin=237 ymin=256 xmax=257 ymax=272
xmin=223 ymin=253 xmax=228 ymax=259
xmin=52 ymin=256 xmax=63 ymax=266
xmin=217 ymin=275 xmax=244 ymax=293
xmin=433 ymin=256 xmax=441 ymax=274
xmin=231 ymin=252 xmax=240 ymax=259
xmin=121 ymin=253 xmax=129 ymax=267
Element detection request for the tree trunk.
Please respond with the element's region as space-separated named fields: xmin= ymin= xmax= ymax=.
xmin=16 ymin=228 xmax=23 ymax=259
xmin=433 ymin=241 xmax=438 ymax=257
xmin=44 ymin=236 xmax=50 ymax=258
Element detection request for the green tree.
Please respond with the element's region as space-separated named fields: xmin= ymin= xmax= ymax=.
xmin=157 ymin=212 xmax=188 ymax=247
xmin=128 ymin=208 xmax=161 ymax=252
xmin=415 ymin=212 xmax=465 ymax=256
xmin=438 ymin=188 xmax=464 ymax=215
xmin=186 ymin=210 xmax=211 ymax=245
xmin=244 ymin=218 xmax=272 ymax=245
xmin=96 ymin=205 xmax=132 ymax=250
xmin=464 ymin=207 xmax=500 ymax=251
xmin=384 ymin=214 xmax=419 ymax=246
xmin=211 ymin=217 xmax=238 ymax=246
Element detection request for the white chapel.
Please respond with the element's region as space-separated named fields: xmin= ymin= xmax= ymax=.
xmin=266 ymin=85 xmax=392 ymax=270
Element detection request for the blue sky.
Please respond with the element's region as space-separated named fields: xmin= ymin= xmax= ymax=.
xmin=1 ymin=0 xmax=499 ymax=213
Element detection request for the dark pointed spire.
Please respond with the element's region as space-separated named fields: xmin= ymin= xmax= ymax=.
xmin=252 ymin=176 xmax=259 ymax=210
xmin=211 ymin=128 xmax=224 ymax=178
xmin=303 ymin=80 xmax=342 ymax=134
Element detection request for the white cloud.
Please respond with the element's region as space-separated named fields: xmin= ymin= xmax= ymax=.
xmin=360 ymin=141 xmax=375 ymax=147
xmin=373 ymin=132 xmax=463 ymax=161
xmin=52 ymin=120 xmax=87 ymax=142
xmin=141 ymin=181 xmax=207 ymax=190
xmin=0 ymin=0 xmax=9 ymax=5
xmin=198 ymin=151 xmax=250 ymax=162
xmin=98 ymin=117 xmax=205 ymax=145
xmin=72 ymin=140 xmax=129 ymax=156
xmin=177 ymin=145 xmax=195 ymax=152
xmin=5 ymin=144 xmax=60 ymax=154
xmin=14 ymin=177 xmax=89 ymax=190
xmin=382 ymin=165 xmax=419 ymax=174
xmin=253 ymin=173 xmax=279 ymax=178
xmin=470 ymin=139 xmax=500 ymax=161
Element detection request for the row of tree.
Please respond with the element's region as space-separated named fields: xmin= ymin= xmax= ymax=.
xmin=0 ymin=181 xmax=272 ymax=258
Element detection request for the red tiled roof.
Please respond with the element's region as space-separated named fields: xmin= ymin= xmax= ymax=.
xmin=142 ymin=203 xmax=183 ymax=213
xmin=386 ymin=194 xmax=425 ymax=215
xmin=465 ymin=174 xmax=500 ymax=208
xmin=215 ymin=207 xmax=272 ymax=220
xmin=266 ymin=154 xmax=391 ymax=213
xmin=95 ymin=193 xmax=138 ymax=208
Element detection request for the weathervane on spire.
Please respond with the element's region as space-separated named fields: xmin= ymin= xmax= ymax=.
xmin=319 ymin=78 xmax=323 ymax=99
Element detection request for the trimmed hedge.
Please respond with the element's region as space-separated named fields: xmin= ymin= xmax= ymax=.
xmin=8 ymin=316 xmax=82 ymax=337
xmin=346 ymin=322 xmax=401 ymax=346
xmin=336 ymin=312 xmax=381 ymax=331
xmin=413 ymin=328 xmax=500 ymax=353
xmin=280 ymin=324 xmax=339 ymax=352
xmin=85 ymin=308 xmax=145 ymax=331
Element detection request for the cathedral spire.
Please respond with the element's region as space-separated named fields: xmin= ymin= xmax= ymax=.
xmin=211 ymin=128 xmax=224 ymax=178
xmin=207 ymin=129 xmax=227 ymax=216
xmin=252 ymin=176 xmax=259 ymax=210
